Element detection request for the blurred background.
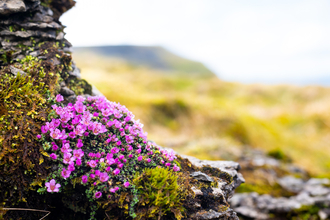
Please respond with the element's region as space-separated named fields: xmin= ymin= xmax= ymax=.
xmin=60 ymin=0 xmax=330 ymax=194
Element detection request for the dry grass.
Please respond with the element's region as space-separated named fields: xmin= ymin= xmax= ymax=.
xmin=73 ymin=52 xmax=330 ymax=176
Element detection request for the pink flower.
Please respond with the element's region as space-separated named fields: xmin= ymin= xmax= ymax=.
xmin=82 ymin=175 xmax=88 ymax=184
xmin=50 ymin=153 xmax=57 ymax=160
xmin=77 ymin=139 xmax=83 ymax=148
xmin=128 ymin=154 xmax=133 ymax=158
xmin=61 ymin=143 xmax=72 ymax=153
xmin=106 ymin=166 xmax=111 ymax=172
xmin=68 ymin=132 xmax=76 ymax=139
xmin=123 ymin=182 xmax=130 ymax=188
xmin=113 ymin=168 xmax=120 ymax=175
xmin=88 ymin=160 xmax=97 ymax=168
xmin=95 ymin=170 xmax=101 ymax=176
xmin=52 ymin=144 xmax=59 ymax=151
xmin=56 ymin=94 xmax=64 ymax=102
xmin=94 ymin=191 xmax=102 ymax=199
xmin=138 ymin=156 xmax=143 ymax=161
xmin=99 ymin=173 xmax=109 ymax=182
xmin=106 ymin=153 xmax=113 ymax=160
xmin=146 ymin=158 xmax=151 ymax=163
xmin=107 ymin=158 xmax=115 ymax=165
xmin=45 ymin=179 xmax=61 ymax=192
xmin=63 ymin=153 xmax=75 ymax=164
xmin=116 ymin=141 xmax=122 ymax=146
xmin=50 ymin=128 xmax=61 ymax=139
xmin=61 ymin=168 xmax=71 ymax=179
xmin=73 ymin=149 xmax=84 ymax=159
xmin=173 ymin=165 xmax=180 ymax=172
xmin=68 ymin=163 xmax=75 ymax=172
xmin=41 ymin=125 xmax=48 ymax=134
xmin=119 ymin=155 xmax=125 ymax=160
xmin=90 ymin=174 xmax=95 ymax=179
xmin=111 ymin=147 xmax=119 ymax=154
xmin=37 ymin=134 xmax=41 ymax=139
xmin=76 ymin=158 xmax=82 ymax=166
xmin=110 ymin=188 xmax=116 ymax=193
xmin=165 ymin=163 xmax=171 ymax=167
xmin=136 ymin=149 xmax=141 ymax=154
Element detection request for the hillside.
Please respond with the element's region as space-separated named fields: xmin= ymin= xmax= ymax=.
xmin=73 ymin=45 xmax=214 ymax=77
xmin=73 ymin=50 xmax=330 ymax=178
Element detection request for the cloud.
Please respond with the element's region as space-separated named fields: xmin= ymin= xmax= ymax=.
xmin=62 ymin=0 xmax=330 ymax=83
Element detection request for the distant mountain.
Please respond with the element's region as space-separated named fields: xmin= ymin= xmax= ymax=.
xmin=73 ymin=45 xmax=214 ymax=77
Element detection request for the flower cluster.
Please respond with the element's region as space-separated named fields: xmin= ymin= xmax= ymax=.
xmin=39 ymin=94 xmax=179 ymax=207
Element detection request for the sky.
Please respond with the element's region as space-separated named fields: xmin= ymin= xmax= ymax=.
xmin=60 ymin=0 xmax=330 ymax=84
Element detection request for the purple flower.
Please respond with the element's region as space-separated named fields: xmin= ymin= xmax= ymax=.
xmin=73 ymin=149 xmax=84 ymax=159
xmin=136 ymin=149 xmax=141 ymax=154
xmin=165 ymin=163 xmax=171 ymax=167
xmin=82 ymin=175 xmax=88 ymax=184
xmin=106 ymin=166 xmax=111 ymax=172
xmin=107 ymin=158 xmax=115 ymax=165
xmin=56 ymin=94 xmax=64 ymax=102
xmin=77 ymin=139 xmax=83 ymax=148
xmin=146 ymin=158 xmax=151 ymax=163
xmin=138 ymin=156 xmax=143 ymax=161
xmin=76 ymin=158 xmax=82 ymax=166
xmin=93 ymin=112 xmax=99 ymax=117
xmin=113 ymin=168 xmax=120 ymax=175
xmin=128 ymin=154 xmax=133 ymax=158
xmin=123 ymin=182 xmax=130 ymax=188
xmin=116 ymin=141 xmax=122 ymax=146
xmin=61 ymin=168 xmax=71 ymax=179
xmin=49 ymin=153 xmax=57 ymax=160
xmin=37 ymin=134 xmax=41 ymax=139
xmin=52 ymin=144 xmax=58 ymax=151
xmin=68 ymin=132 xmax=76 ymax=139
xmin=173 ymin=165 xmax=180 ymax=172
xmin=90 ymin=174 xmax=95 ymax=179
xmin=88 ymin=160 xmax=97 ymax=168
xmin=95 ymin=170 xmax=101 ymax=176
xmin=68 ymin=163 xmax=75 ymax=172
xmin=99 ymin=172 xmax=109 ymax=182
xmin=110 ymin=188 xmax=116 ymax=193
xmin=111 ymin=147 xmax=119 ymax=154
xmin=41 ymin=125 xmax=48 ymax=134
xmin=119 ymin=155 xmax=125 ymax=160
xmin=63 ymin=153 xmax=75 ymax=164
xmin=45 ymin=179 xmax=61 ymax=192
xmin=94 ymin=191 xmax=102 ymax=199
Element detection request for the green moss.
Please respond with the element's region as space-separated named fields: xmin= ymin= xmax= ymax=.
xmin=287 ymin=205 xmax=325 ymax=220
xmin=132 ymin=167 xmax=188 ymax=220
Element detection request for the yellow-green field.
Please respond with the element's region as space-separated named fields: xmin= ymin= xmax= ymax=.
xmin=73 ymin=52 xmax=330 ymax=176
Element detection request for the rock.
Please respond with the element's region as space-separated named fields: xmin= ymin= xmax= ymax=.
xmin=60 ymin=87 xmax=75 ymax=96
xmin=234 ymin=206 xmax=268 ymax=219
xmin=277 ymin=176 xmax=305 ymax=193
xmin=0 ymin=0 xmax=26 ymax=15
xmin=193 ymin=209 xmax=239 ymax=220
xmin=9 ymin=65 xmax=26 ymax=76
xmin=191 ymin=171 xmax=214 ymax=182
xmin=92 ymin=85 xmax=105 ymax=96
xmin=319 ymin=208 xmax=330 ymax=220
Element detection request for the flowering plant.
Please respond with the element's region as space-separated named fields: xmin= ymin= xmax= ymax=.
xmin=38 ymin=94 xmax=180 ymax=219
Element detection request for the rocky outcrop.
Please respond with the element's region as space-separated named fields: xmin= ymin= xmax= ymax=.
xmin=229 ymin=150 xmax=330 ymax=220
xmin=180 ymin=155 xmax=245 ymax=219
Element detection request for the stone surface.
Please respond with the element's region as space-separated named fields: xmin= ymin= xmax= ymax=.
xmin=230 ymin=149 xmax=330 ymax=219
xmin=191 ymin=171 xmax=214 ymax=182
xmin=0 ymin=0 xmax=26 ymax=15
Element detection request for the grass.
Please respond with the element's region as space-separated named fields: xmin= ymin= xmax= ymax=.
xmin=73 ymin=52 xmax=330 ymax=177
